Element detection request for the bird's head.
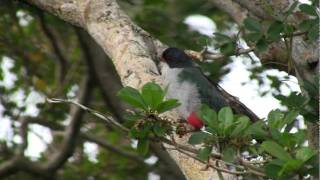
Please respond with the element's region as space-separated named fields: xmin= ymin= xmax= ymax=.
xmin=161 ymin=47 xmax=193 ymax=68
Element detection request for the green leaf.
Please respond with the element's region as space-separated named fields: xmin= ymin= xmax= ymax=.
xmin=246 ymin=121 xmax=268 ymax=140
xmin=156 ymin=99 xmax=180 ymax=113
xmin=131 ymin=122 xmax=152 ymax=139
xmin=308 ymin=23 xmax=319 ymax=41
xmin=224 ymin=123 xmax=238 ymax=137
xmin=188 ymin=131 xmax=211 ymax=145
xmin=230 ymin=116 xmax=250 ymax=137
xmin=218 ymin=107 xmax=234 ymax=129
xmin=153 ymin=123 xmax=166 ymax=137
xmin=293 ymin=130 xmax=307 ymax=146
xmin=220 ymin=42 xmax=236 ymax=55
xmin=245 ymin=32 xmax=263 ymax=42
xmin=279 ymin=159 xmax=303 ymax=176
xmin=284 ymin=24 xmax=295 ymax=35
xmin=197 ymin=146 xmax=212 ymax=161
xmin=275 ymin=92 xmax=307 ymax=109
xmin=267 ymin=109 xmax=284 ymax=129
xmin=282 ymin=110 xmax=299 ymax=127
xmin=244 ymin=17 xmax=262 ymax=32
xmin=137 ymin=139 xmax=149 ymax=155
xmin=117 ymin=87 xmax=147 ymax=110
xmin=129 ymin=128 xmax=140 ymax=138
xmin=123 ymin=113 xmax=143 ymax=127
xmin=222 ymin=147 xmax=236 ymax=163
xmin=141 ymin=82 xmax=165 ymax=110
xmin=124 ymin=113 xmax=143 ymax=121
xmin=256 ymin=37 xmax=269 ymax=51
xmin=197 ymin=105 xmax=218 ymax=131
xmin=265 ymin=161 xmax=283 ymax=179
xmin=299 ymin=4 xmax=317 ymax=16
xmin=277 ymin=132 xmax=297 ymax=149
xmin=299 ymin=19 xmax=313 ymax=32
xmin=213 ymin=33 xmax=232 ymax=44
xmin=267 ymin=21 xmax=284 ymax=41
xmin=261 ymin=140 xmax=292 ymax=161
xmin=302 ymin=77 xmax=319 ymax=97
xmin=296 ymin=147 xmax=317 ymax=162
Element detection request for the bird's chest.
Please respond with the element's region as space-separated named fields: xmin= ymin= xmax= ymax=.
xmin=162 ymin=67 xmax=202 ymax=118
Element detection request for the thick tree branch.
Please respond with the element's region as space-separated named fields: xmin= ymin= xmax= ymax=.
xmin=231 ymin=0 xmax=271 ymax=19
xmin=0 ymin=158 xmax=19 ymax=178
xmin=75 ymin=28 xmax=128 ymax=123
xmin=210 ymin=0 xmax=248 ymax=24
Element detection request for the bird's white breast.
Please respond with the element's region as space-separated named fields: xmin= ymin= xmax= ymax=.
xmin=161 ymin=63 xmax=201 ymax=119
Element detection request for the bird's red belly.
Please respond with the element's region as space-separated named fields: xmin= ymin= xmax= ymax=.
xmin=187 ymin=112 xmax=204 ymax=129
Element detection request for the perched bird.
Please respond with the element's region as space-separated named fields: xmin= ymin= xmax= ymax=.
xmin=160 ymin=47 xmax=258 ymax=129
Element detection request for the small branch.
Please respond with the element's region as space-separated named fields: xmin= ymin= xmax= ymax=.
xmin=173 ymin=147 xmax=244 ymax=176
xmin=185 ymin=47 xmax=254 ymax=61
xmin=26 ymin=117 xmax=148 ymax=165
xmin=46 ymin=98 xmax=129 ymax=133
xmin=282 ymin=31 xmax=307 ymax=38
xmin=0 ymin=158 xmax=19 ymax=178
xmin=44 ymin=75 xmax=92 ymax=172
xmin=81 ymin=133 xmax=146 ymax=165
xmin=18 ymin=117 xmax=28 ymax=156
xmin=239 ymin=158 xmax=266 ymax=177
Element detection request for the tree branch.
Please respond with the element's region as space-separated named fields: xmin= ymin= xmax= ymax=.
xmin=185 ymin=47 xmax=254 ymax=61
xmin=75 ymin=28 xmax=128 ymax=123
xmin=0 ymin=76 xmax=92 ymax=178
xmin=210 ymin=0 xmax=248 ymax=24
xmin=81 ymin=133 xmax=146 ymax=164
xmin=37 ymin=11 xmax=68 ymax=83
xmin=43 ymin=76 xmax=92 ymax=172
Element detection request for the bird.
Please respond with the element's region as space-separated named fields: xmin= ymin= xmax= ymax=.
xmin=160 ymin=47 xmax=259 ymax=129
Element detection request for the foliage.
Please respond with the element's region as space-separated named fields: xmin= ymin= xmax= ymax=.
xmin=118 ymin=82 xmax=180 ymax=155
xmin=118 ymin=81 xmax=319 ymax=179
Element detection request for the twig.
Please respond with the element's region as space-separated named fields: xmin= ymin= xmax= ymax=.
xmin=46 ymin=98 xmax=129 ymax=133
xmin=185 ymin=47 xmax=254 ymax=61
xmin=81 ymin=133 xmax=148 ymax=166
xmin=172 ymin=146 xmax=246 ymax=176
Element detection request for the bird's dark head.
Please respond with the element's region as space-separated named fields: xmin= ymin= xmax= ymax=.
xmin=161 ymin=47 xmax=193 ymax=68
